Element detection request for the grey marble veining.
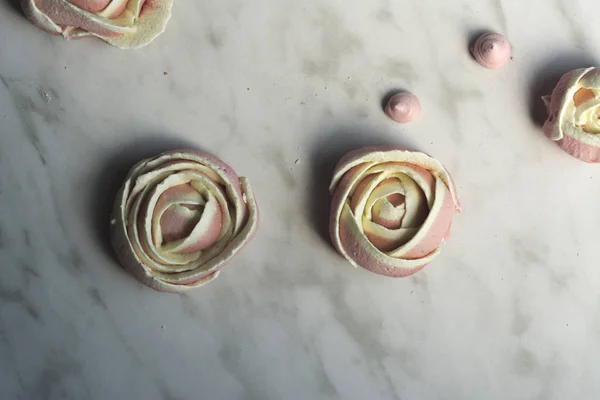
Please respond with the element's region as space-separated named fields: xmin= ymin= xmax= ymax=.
xmin=2 ymin=0 xmax=600 ymax=399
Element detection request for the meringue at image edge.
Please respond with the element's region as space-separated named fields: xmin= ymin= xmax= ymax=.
xmin=21 ymin=0 xmax=174 ymax=49
xmin=542 ymin=67 xmax=600 ymax=163
xmin=329 ymin=146 xmax=460 ymax=278
xmin=110 ymin=149 xmax=259 ymax=293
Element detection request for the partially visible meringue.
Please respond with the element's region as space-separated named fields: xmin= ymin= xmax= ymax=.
xmin=384 ymin=92 xmax=421 ymax=124
xmin=471 ymin=33 xmax=511 ymax=69
xmin=21 ymin=0 xmax=173 ymax=49
xmin=542 ymin=67 xmax=600 ymax=162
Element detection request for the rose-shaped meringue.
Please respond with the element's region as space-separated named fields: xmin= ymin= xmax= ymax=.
xmin=110 ymin=150 xmax=259 ymax=292
xmin=21 ymin=0 xmax=173 ymax=49
xmin=329 ymin=146 xmax=460 ymax=278
xmin=542 ymin=67 xmax=600 ymax=162
xmin=471 ymin=33 xmax=511 ymax=69
xmin=384 ymin=92 xmax=421 ymax=124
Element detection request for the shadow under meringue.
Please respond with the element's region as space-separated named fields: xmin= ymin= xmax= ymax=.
xmin=466 ymin=28 xmax=492 ymax=61
xmin=380 ymin=88 xmax=410 ymax=112
xmin=4 ymin=0 xmax=23 ymax=16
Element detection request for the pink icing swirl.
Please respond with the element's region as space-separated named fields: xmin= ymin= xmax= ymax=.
xmin=110 ymin=150 xmax=259 ymax=292
xmin=329 ymin=146 xmax=460 ymax=278
xmin=385 ymin=92 xmax=421 ymax=124
xmin=471 ymin=33 xmax=511 ymax=69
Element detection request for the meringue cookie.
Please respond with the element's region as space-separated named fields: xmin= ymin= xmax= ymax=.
xmin=471 ymin=33 xmax=511 ymax=69
xmin=542 ymin=67 xmax=600 ymax=162
xmin=21 ymin=0 xmax=173 ymax=49
xmin=385 ymin=92 xmax=421 ymax=124
xmin=110 ymin=149 xmax=259 ymax=292
xmin=329 ymin=146 xmax=460 ymax=278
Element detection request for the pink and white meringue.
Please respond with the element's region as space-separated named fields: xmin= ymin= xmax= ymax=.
xmin=110 ymin=150 xmax=259 ymax=292
xmin=385 ymin=92 xmax=421 ymax=124
xmin=542 ymin=67 xmax=600 ymax=162
xmin=471 ymin=33 xmax=511 ymax=69
xmin=21 ymin=0 xmax=173 ymax=49
xmin=329 ymin=146 xmax=460 ymax=278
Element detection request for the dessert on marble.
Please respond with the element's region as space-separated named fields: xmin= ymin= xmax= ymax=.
xmin=542 ymin=67 xmax=600 ymax=162
xmin=110 ymin=149 xmax=259 ymax=292
xmin=329 ymin=146 xmax=460 ymax=277
xmin=471 ymin=32 xmax=511 ymax=69
xmin=384 ymin=92 xmax=421 ymax=124
xmin=21 ymin=0 xmax=173 ymax=49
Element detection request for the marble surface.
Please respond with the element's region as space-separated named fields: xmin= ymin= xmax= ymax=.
xmin=2 ymin=0 xmax=600 ymax=399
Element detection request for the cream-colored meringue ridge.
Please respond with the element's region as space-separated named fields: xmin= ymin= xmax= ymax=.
xmin=545 ymin=67 xmax=600 ymax=143
xmin=575 ymin=94 xmax=600 ymax=134
xmin=329 ymin=149 xmax=459 ymax=208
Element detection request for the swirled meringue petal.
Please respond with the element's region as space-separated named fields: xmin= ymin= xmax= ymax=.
xmin=331 ymin=147 xmax=459 ymax=208
xmin=387 ymin=178 xmax=455 ymax=259
xmin=329 ymin=146 xmax=459 ymax=278
xmin=362 ymin=219 xmax=418 ymax=252
xmin=371 ymin=199 xmax=405 ymax=229
xmin=21 ymin=0 xmax=173 ymax=49
xmin=161 ymin=195 xmax=222 ymax=254
xmin=542 ymin=67 xmax=600 ymax=162
xmin=154 ymin=183 xmax=205 ymax=244
xmin=367 ymin=179 xmax=406 ymax=228
xmin=111 ymin=150 xmax=258 ymax=292
xmin=337 ymin=203 xmax=439 ymax=277
xmin=389 ymin=175 xmax=428 ymax=228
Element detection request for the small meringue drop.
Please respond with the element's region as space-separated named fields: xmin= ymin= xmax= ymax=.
xmin=471 ymin=32 xmax=511 ymax=69
xmin=384 ymin=92 xmax=421 ymax=124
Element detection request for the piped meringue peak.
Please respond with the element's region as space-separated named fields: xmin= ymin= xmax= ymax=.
xmin=384 ymin=92 xmax=421 ymax=124
xmin=471 ymin=32 xmax=511 ymax=69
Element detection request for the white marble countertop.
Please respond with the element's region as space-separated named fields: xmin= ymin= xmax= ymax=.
xmin=2 ymin=1 xmax=600 ymax=399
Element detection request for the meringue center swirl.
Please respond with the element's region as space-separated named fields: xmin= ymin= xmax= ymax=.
xmin=129 ymin=163 xmax=242 ymax=272
xmin=349 ymin=166 xmax=431 ymax=253
xmin=573 ymin=87 xmax=600 ymax=134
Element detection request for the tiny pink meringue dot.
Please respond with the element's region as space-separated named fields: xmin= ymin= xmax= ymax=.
xmin=385 ymin=92 xmax=421 ymax=124
xmin=471 ymin=32 xmax=511 ymax=69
